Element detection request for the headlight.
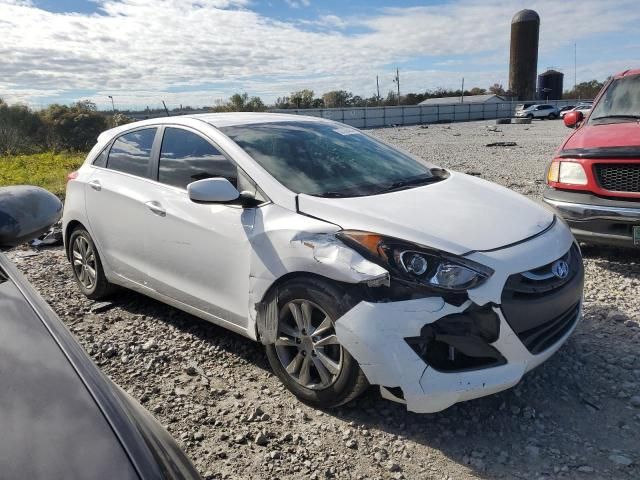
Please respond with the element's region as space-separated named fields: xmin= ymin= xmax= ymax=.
xmin=336 ymin=231 xmax=493 ymax=291
xmin=547 ymin=160 xmax=588 ymax=185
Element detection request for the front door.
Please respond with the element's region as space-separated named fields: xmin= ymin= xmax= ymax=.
xmin=142 ymin=126 xmax=257 ymax=328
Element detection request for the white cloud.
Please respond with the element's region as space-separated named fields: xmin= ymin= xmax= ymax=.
xmin=285 ymin=0 xmax=310 ymax=8
xmin=0 ymin=0 xmax=638 ymax=108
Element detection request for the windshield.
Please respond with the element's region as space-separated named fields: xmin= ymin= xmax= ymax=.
xmin=220 ymin=121 xmax=439 ymax=197
xmin=590 ymin=75 xmax=640 ymax=122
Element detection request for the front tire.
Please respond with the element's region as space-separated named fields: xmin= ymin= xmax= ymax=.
xmin=68 ymin=227 xmax=115 ymax=300
xmin=526 ymin=113 xmax=534 ymax=119
xmin=265 ymin=277 xmax=368 ymax=409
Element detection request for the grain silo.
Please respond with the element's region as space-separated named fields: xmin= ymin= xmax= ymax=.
xmin=537 ymin=69 xmax=564 ymax=100
xmin=509 ymin=9 xmax=540 ymax=101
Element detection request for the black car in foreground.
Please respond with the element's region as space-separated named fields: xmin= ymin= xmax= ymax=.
xmin=0 ymin=186 xmax=201 ymax=480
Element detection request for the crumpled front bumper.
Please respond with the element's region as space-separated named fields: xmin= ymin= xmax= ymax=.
xmin=334 ymin=217 xmax=581 ymax=413
xmin=335 ymin=298 xmax=581 ymax=413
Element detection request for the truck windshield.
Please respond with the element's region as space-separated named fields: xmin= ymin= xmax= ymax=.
xmin=220 ymin=121 xmax=442 ymax=197
xmin=590 ymin=75 xmax=640 ymax=122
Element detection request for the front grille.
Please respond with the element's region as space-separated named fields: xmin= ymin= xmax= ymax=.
xmin=515 ymin=302 xmax=580 ymax=354
xmin=595 ymin=163 xmax=640 ymax=193
xmin=501 ymin=243 xmax=583 ymax=354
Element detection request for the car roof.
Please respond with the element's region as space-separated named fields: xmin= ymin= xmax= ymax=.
xmin=98 ymin=112 xmax=333 ymax=143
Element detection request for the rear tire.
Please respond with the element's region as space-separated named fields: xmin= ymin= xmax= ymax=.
xmin=68 ymin=227 xmax=116 ymax=300
xmin=547 ymin=113 xmax=557 ymax=120
xmin=265 ymin=277 xmax=368 ymax=409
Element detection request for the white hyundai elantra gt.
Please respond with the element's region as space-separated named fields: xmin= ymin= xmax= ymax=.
xmin=63 ymin=113 xmax=584 ymax=413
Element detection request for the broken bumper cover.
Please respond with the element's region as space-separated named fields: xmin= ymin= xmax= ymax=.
xmin=334 ymin=218 xmax=582 ymax=413
xmin=335 ymin=298 xmax=581 ymax=413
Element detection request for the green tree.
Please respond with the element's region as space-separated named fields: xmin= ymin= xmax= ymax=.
xmin=564 ymin=79 xmax=605 ymax=100
xmin=488 ymin=83 xmax=506 ymax=95
xmin=322 ymin=90 xmax=353 ymax=108
xmin=0 ymin=99 xmax=45 ymax=154
xmin=39 ymin=100 xmax=108 ymax=151
xmin=290 ymin=89 xmax=315 ymax=108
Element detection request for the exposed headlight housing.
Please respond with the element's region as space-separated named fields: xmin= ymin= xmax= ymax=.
xmin=336 ymin=231 xmax=493 ymax=292
xmin=547 ymin=160 xmax=588 ymax=186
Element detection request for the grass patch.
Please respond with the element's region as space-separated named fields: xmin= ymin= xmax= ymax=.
xmin=0 ymin=151 xmax=86 ymax=197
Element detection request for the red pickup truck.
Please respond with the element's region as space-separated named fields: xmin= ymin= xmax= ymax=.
xmin=543 ymin=69 xmax=640 ymax=247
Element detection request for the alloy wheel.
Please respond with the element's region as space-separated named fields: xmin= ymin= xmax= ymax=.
xmin=275 ymin=300 xmax=343 ymax=390
xmin=72 ymin=235 xmax=97 ymax=290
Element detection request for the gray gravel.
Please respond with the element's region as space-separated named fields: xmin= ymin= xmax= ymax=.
xmin=8 ymin=119 xmax=640 ymax=479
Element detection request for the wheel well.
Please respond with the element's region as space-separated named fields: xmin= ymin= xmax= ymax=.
xmin=64 ymin=220 xmax=85 ymax=257
xmin=254 ymin=271 xmax=367 ymax=341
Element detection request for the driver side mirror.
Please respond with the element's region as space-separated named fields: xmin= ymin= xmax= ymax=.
xmin=563 ymin=111 xmax=584 ymax=129
xmin=187 ymin=177 xmax=240 ymax=203
xmin=0 ymin=186 xmax=63 ymax=249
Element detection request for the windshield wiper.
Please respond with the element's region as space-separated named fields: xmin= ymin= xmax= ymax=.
xmin=373 ymin=173 xmax=442 ymax=195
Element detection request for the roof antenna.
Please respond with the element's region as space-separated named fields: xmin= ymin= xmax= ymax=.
xmin=162 ymin=100 xmax=170 ymax=117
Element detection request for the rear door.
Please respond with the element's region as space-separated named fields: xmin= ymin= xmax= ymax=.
xmin=142 ymin=126 xmax=259 ymax=328
xmin=85 ymin=127 xmax=160 ymax=285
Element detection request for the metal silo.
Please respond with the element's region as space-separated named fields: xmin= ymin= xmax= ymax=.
xmin=537 ymin=69 xmax=564 ymax=101
xmin=509 ymin=9 xmax=540 ymax=101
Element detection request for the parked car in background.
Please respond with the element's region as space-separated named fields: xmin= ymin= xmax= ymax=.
xmin=63 ymin=113 xmax=584 ymax=414
xmin=559 ymin=102 xmax=593 ymax=119
xmin=515 ymin=104 xmax=559 ymax=119
xmin=558 ymin=105 xmax=575 ymax=115
xmin=0 ymin=186 xmax=201 ymax=480
xmin=515 ymin=102 xmax=536 ymax=111
xmin=543 ymin=69 xmax=640 ymax=247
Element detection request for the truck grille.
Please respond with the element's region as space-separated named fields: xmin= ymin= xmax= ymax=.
xmin=501 ymin=243 xmax=583 ymax=355
xmin=594 ymin=163 xmax=640 ymax=193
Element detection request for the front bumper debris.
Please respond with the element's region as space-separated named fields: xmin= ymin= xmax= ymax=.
xmin=334 ymin=218 xmax=582 ymax=413
xmin=543 ymin=187 xmax=640 ymax=247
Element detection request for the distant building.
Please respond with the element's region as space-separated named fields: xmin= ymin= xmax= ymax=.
xmin=418 ymin=94 xmax=507 ymax=106
xmin=537 ymin=69 xmax=564 ymax=101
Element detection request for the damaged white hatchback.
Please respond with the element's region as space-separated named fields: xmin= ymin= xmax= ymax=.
xmin=63 ymin=113 xmax=584 ymax=413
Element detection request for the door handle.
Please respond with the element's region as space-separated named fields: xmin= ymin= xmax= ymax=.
xmin=88 ymin=179 xmax=102 ymax=191
xmin=145 ymin=201 xmax=166 ymax=217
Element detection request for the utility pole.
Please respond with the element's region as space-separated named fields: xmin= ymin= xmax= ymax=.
xmin=376 ymin=75 xmax=380 ymax=101
xmin=574 ymin=43 xmax=577 ymax=94
xmin=108 ymin=95 xmax=115 ymax=112
xmin=460 ymin=77 xmax=464 ymax=103
xmin=393 ymin=68 xmax=400 ymax=106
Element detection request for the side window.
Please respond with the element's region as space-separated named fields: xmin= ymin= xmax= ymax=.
xmin=92 ymin=146 xmax=108 ymax=168
xmin=107 ymin=128 xmax=156 ymax=177
xmin=158 ymin=127 xmax=237 ymax=189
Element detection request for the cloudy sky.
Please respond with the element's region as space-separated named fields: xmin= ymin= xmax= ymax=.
xmin=1 ymin=0 xmax=639 ymax=110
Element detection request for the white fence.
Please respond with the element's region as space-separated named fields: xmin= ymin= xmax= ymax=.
xmin=272 ymin=99 xmax=586 ymax=128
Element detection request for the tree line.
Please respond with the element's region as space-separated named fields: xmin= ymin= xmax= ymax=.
xmin=0 ymin=79 xmax=604 ymax=154
xmin=0 ymin=99 xmax=131 ymax=155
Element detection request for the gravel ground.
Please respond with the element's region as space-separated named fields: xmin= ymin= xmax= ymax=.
xmin=8 ymin=119 xmax=640 ymax=480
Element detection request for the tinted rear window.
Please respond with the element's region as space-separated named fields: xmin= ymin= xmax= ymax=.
xmin=158 ymin=128 xmax=237 ymax=189
xmin=107 ymin=128 xmax=156 ymax=177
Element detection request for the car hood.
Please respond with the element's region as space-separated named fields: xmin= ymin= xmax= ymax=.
xmin=564 ymin=122 xmax=640 ymax=150
xmin=297 ymin=172 xmax=554 ymax=255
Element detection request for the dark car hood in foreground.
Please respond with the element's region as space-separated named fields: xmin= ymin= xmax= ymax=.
xmin=0 ymin=261 xmax=138 ymax=479
xmin=0 ymin=254 xmax=201 ymax=480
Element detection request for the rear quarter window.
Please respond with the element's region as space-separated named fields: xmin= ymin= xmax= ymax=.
xmin=92 ymin=147 xmax=108 ymax=168
xmin=107 ymin=128 xmax=157 ymax=177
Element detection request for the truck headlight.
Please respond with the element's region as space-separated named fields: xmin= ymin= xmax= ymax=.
xmin=547 ymin=160 xmax=588 ymax=185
